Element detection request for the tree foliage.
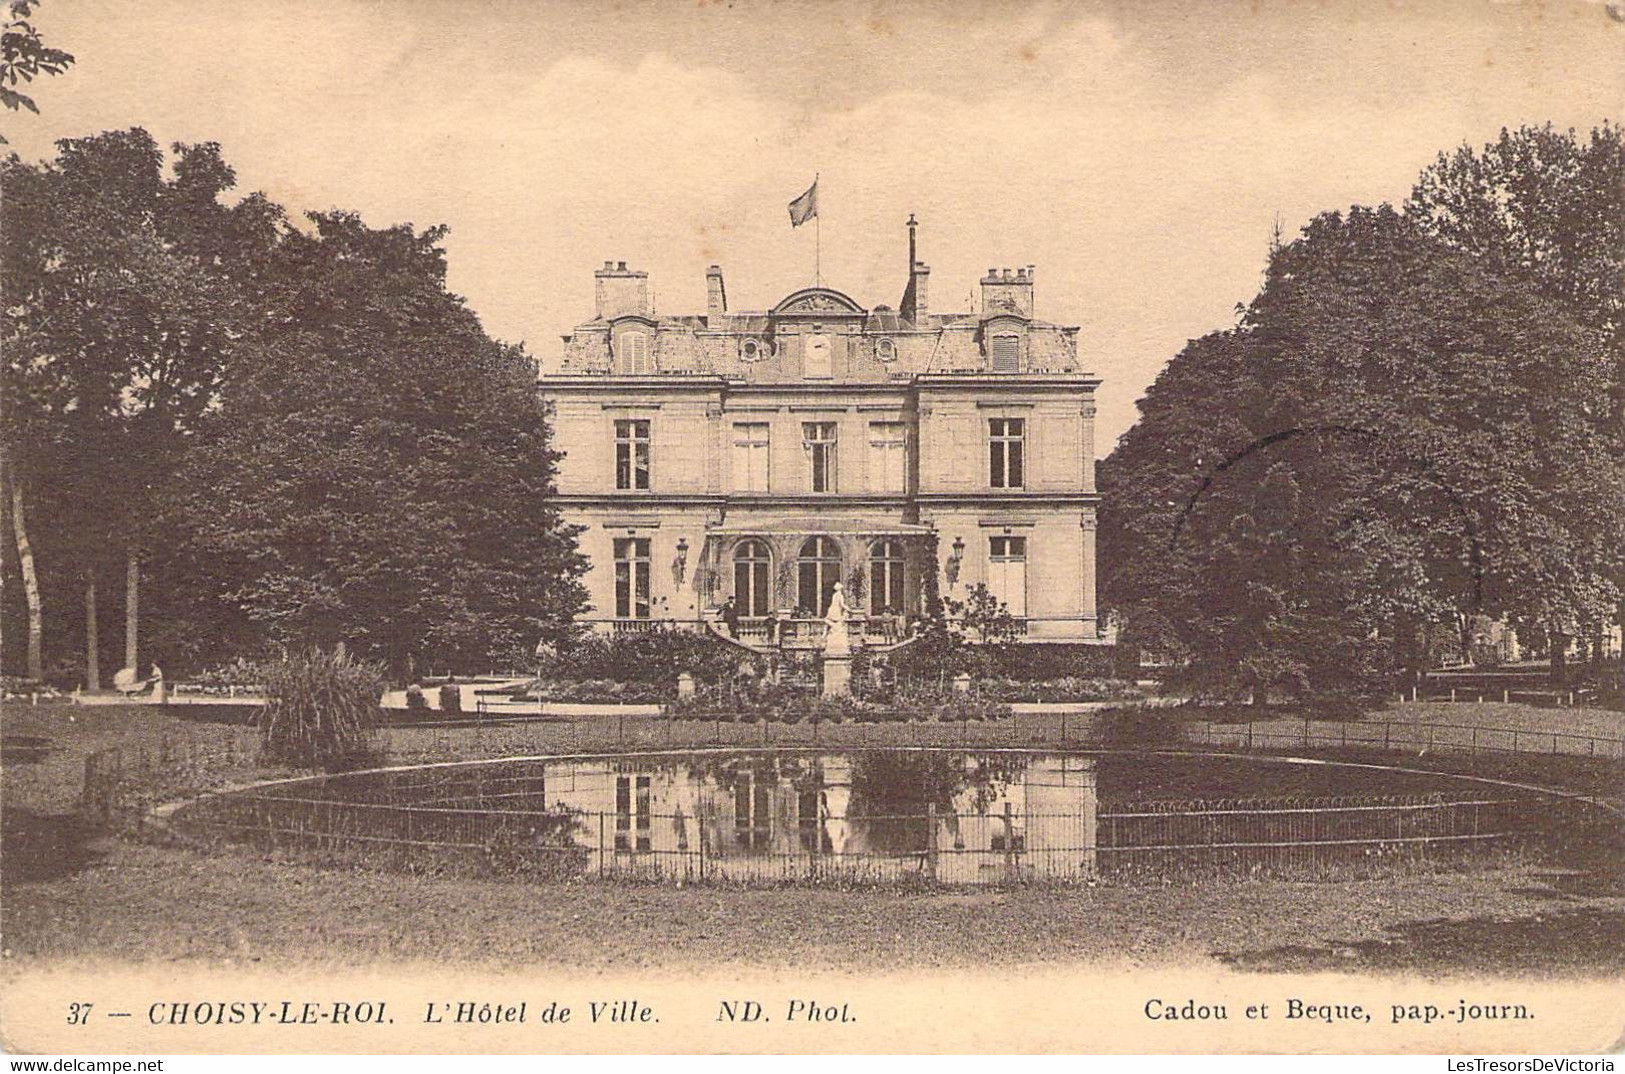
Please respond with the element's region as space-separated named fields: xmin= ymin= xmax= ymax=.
xmin=2 ymin=129 xmax=588 ymax=681
xmin=0 ymin=0 xmax=72 ymax=130
xmin=1 ymin=129 xmax=280 ymax=680
xmin=175 ymin=211 xmax=587 ymax=676
xmin=1102 ymin=126 xmax=1623 ymax=702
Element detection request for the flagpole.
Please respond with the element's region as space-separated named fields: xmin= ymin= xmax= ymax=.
xmin=814 ymin=172 xmax=821 ymax=287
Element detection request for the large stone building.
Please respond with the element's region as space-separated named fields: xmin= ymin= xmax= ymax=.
xmin=538 ymin=218 xmax=1101 ymax=651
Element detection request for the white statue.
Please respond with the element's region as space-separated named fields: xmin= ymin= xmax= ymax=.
xmin=824 ymin=582 xmax=852 ymax=656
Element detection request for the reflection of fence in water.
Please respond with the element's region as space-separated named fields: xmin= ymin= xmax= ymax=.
xmin=1097 ymin=794 xmax=1530 ymax=878
xmin=172 ymin=785 xmax=1545 ymax=885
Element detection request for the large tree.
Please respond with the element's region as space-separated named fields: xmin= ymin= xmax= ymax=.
xmin=1 ymin=129 xmax=276 ymax=684
xmin=1409 ymin=123 xmax=1625 ymax=682
xmin=1101 ymin=201 xmax=1620 ymax=703
xmin=176 ymin=211 xmax=587 ymax=677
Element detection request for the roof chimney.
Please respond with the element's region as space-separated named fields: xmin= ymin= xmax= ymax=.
xmin=706 ymin=264 xmax=727 ymax=316
xmin=594 ymin=260 xmax=650 ymax=320
xmin=900 ymin=215 xmax=930 ymax=324
xmin=980 ymin=265 xmax=1034 ymax=318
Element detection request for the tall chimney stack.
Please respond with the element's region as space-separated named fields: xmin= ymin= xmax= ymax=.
xmin=706 ymin=264 xmax=727 ymax=316
xmin=900 ymin=215 xmax=930 ymax=324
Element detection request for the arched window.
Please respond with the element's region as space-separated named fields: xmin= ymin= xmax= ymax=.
xmin=797 ymin=536 xmax=842 ymax=615
xmin=733 ymin=540 xmax=772 ymax=618
xmin=869 ymin=539 xmax=906 ymax=616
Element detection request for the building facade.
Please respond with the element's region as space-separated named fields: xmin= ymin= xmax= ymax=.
xmin=538 ymin=219 xmax=1101 ymax=650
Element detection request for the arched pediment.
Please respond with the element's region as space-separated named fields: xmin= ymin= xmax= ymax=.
xmin=608 ymin=313 xmax=658 ymax=329
xmin=771 ymin=287 xmax=866 ymax=317
xmin=976 ymin=311 xmax=1029 ymax=341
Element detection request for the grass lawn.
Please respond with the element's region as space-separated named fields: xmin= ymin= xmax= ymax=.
xmin=3 ymin=700 xmax=1622 ymax=978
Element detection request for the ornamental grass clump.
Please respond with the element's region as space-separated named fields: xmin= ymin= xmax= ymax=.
xmin=258 ymin=648 xmax=385 ymax=771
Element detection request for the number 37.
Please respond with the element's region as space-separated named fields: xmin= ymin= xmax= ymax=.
xmin=67 ymin=1002 xmax=93 ymax=1025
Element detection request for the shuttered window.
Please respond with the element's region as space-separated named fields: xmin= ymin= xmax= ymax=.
xmin=732 ymin=422 xmax=770 ymax=491
xmin=868 ymin=421 xmax=907 ymax=492
xmin=619 ymin=331 xmax=651 ymax=374
xmin=987 ymin=536 xmax=1028 ymax=619
xmin=990 ymin=335 xmax=1020 ymax=372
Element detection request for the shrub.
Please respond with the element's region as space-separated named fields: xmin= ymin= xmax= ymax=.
xmin=258 ymin=648 xmax=385 ymax=771
xmin=523 ymin=678 xmax=669 ymax=704
xmin=971 ymin=676 xmax=1144 ymax=704
xmin=669 ymin=679 xmax=1007 ymax=722
xmin=1088 ymin=705 xmax=1188 ymax=749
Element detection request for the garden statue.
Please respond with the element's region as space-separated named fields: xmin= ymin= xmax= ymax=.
xmin=823 ymin=582 xmax=852 ymax=657
xmin=821 ymin=583 xmax=853 ymax=696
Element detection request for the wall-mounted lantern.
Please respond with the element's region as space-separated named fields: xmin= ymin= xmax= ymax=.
xmin=673 ymin=537 xmax=690 ymax=586
xmin=945 ymin=536 xmax=966 ymax=586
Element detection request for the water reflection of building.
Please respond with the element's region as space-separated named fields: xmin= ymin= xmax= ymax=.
xmin=536 ymin=752 xmax=1097 ymax=884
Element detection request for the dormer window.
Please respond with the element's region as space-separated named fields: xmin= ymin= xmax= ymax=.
xmin=875 ymin=337 xmax=898 ymax=363
xmin=740 ymin=338 xmax=772 ymax=363
xmin=990 ymin=335 xmax=1020 ymax=373
xmin=617 ymin=330 xmax=652 ymax=374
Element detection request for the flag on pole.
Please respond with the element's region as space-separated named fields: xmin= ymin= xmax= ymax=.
xmin=788 ymin=176 xmax=819 ymax=227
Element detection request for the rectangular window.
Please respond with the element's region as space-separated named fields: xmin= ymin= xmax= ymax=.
xmin=990 ymin=335 xmax=1020 ymax=372
xmin=987 ymin=535 xmax=1028 ymax=619
xmin=868 ymin=421 xmax=907 ymax=493
xmin=615 ymin=775 xmax=631 ymax=851
xmin=615 ymin=774 xmax=652 ymax=852
xmin=803 ymin=421 xmax=838 ymax=493
xmin=614 ymin=537 xmax=651 ymax=619
xmin=989 ymin=417 xmax=1025 ymax=489
xmin=635 ymin=774 xmax=651 ymax=853
xmin=615 ymin=419 xmax=651 ymax=490
xmin=732 ymin=422 xmax=771 ymax=492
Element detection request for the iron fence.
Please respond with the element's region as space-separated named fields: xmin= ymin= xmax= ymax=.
xmin=380 ymin=711 xmax=1625 ymax=764
xmin=165 ymin=777 xmax=1562 ymax=887
xmin=78 ymin=709 xmax=1622 ymax=887
xmin=1184 ymin=716 xmax=1625 ymax=761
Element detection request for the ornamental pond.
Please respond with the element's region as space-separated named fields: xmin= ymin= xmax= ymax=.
xmin=173 ymin=748 xmax=1613 ymax=886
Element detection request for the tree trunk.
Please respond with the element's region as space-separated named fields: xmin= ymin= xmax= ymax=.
xmin=1549 ymin=632 xmax=1568 ymax=688
xmin=125 ymin=548 xmax=139 ymax=674
xmin=9 ymin=478 xmax=44 ymax=682
xmin=1618 ymin=598 xmax=1625 ymax=696
xmin=1392 ymin=611 xmax=1421 ymax=694
xmin=85 ymin=574 xmax=100 ymax=692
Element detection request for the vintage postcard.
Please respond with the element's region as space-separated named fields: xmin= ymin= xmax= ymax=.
xmin=1 ymin=0 xmax=1621 ymax=1059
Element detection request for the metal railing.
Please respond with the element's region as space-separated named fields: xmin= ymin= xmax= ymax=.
xmin=167 ymin=775 xmax=1569 ymax=887
xmin=1186 ymin=716 xmax=1625 ymax=762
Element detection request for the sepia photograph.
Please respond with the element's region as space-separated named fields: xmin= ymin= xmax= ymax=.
xmin=0 ymin=0 xmax=1621 ymax=1059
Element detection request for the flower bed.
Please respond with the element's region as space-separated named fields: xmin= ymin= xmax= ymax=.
xmin=671 ymin=682 xmax=1006 ymax=723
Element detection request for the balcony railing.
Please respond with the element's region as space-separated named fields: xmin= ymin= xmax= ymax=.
xmin=607 ymin=618 xmax=684 ymax=635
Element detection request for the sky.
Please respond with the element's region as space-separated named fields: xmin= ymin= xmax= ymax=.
xmin=6 ymin=0 xmax=1622 ymax=455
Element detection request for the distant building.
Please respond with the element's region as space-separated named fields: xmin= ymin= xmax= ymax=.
xmin=538 ymin=218 xmax=1102 ymax=651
